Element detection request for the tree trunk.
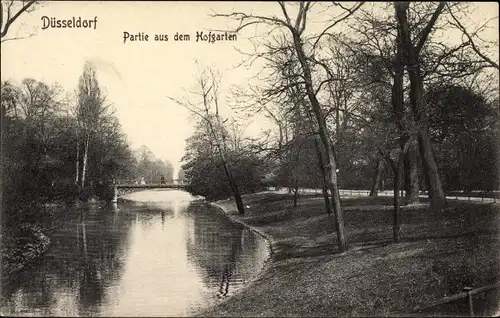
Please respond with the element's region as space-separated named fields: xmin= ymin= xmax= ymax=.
xmin=335 ymin=100 xmax=340 ymax=137
xmin=203 ymin=103 xmax=245 ymax=214
xmin=229 ymin=175 xmax=245 ymax=215
xmin=75 ymin=139 xmax=80 ymax=185
xmin=382 ymin=149 xmax=406 ymax=244
xmin=81 ymin=134 xmax=89 ymax=188
xmin=370 ymin=159 xmax=384 ymax=196
xmin=413 ymin=85 xmax=445 ymax=208
xmin=394 ymin=17 xmax=419 ymax=207
xmin=233 ymin=185 xmax=245 ymax=215
xmin=299 ymin=86 xmax=333 ymax=216
xmin=404 ymin=137 xmax=420 ymax=204
xmin=312 ymin=137 xmax=334 ymax=215
xmin=418 ymin=152 xmax=428 ymax=193
xmin=418 ymin=130 xmax=445 ymax=207
xmin=219 ymin=150 xmax=245 ymax=215
xmin=395 ymin=2 xmax=446 ymax=209
xmin=292 ymin=31 xmax=347 ymax=252
xmin=293 ymin=178 xmax=299 ymax=208
xmin=403 ymin=151 xmax=410 ymax=194
xmin=393 ymin=160 xmax=402 ymax=243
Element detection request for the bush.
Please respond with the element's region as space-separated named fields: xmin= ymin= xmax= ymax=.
xmin=94 ymin=181 xmax=114 ymax=201
xmin=2 ymin=223 xmax=51 ymax=275
xmin=183 ymin=152 xmax=266 ymax=201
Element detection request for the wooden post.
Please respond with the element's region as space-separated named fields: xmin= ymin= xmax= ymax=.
xmin=413 ymin=282 xmax=499 ymax=314
xmin=463 ymin=286 xmax=474 ymax=317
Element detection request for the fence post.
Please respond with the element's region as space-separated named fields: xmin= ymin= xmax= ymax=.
xmin=463 ymin=286 xmax=474 ymax=317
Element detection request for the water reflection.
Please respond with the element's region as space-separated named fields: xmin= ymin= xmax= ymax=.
xmin=1 ymin=190 xmax=269 ymax=317
xmin=2 ymin=202 xmax=135 ymax=316
xmin=185 ymin=203 xmax=250 ymax=298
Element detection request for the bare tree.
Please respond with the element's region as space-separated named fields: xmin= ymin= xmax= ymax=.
xmin=369 ymin=158 xmax=385 ymax=196
xmin=338 ymin=3 xmax=418 ymax=203
xmin=395 ymin=1 xmax=447 ymax=208
xmin=168 ymin=64 xmax=246 ymax=214
xmin=378 ymin=135 xmax=412 ymax=243
xmin=230 ymin=32 xmax=337 ymax=214
xmin=75 ymin=61 xmax=111 ymax=189
xmin=213 ymin=2 xmax=363 ymax=252
xmin=1 ymin=0 xmax=37 ymax=42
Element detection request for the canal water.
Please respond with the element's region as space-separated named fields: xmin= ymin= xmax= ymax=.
xmin=1 ymin=190 xmax=270 ymax=317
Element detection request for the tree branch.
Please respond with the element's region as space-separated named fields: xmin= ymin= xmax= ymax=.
xmin=211 ymin=11 xmax=291 ymax=33
xmin=446 ymin=3 xmax=499 ymax=70
xmin=414 ymin=2 xmax=446 ymax=55
xmin=1 ymin=0 xmax=36 ymax=39
xmin=312 ymin=2 xmax=364 ymax=50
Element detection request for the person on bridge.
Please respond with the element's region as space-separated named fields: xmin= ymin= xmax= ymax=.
xmin=140 ymin=176 xmax=146 ymax=185
xmin=160 ymin=175 xmax=166 ymax=184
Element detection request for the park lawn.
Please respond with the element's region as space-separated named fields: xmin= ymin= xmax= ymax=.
xmin=199 ymin=192 xmax=500 ymax=317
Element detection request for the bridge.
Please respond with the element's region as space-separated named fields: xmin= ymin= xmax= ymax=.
xmin=112 ymin=179 xmax=187 ymax=203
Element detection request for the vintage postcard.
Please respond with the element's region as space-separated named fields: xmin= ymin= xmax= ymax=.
xmin=1 ymin=1 xmax=499 ymax=317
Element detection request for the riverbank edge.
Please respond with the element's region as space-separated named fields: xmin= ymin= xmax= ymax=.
xmin=193 ymin=199 xmax=277 ymax=316
xmin=212 ymin=201 xmax=276 ymax=257
xmin=196 ymin=192 xmax=500 ymax=317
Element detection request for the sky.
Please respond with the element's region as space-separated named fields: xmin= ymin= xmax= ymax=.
xmin=2 ymin=1 xmax=498 ymax=175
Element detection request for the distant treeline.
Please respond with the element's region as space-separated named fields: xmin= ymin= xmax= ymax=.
xmin=0 ymin=62 xmax=178 ymax=238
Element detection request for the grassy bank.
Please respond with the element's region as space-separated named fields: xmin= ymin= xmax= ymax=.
xmin=200 ymin=192 xmax=500 ymax=317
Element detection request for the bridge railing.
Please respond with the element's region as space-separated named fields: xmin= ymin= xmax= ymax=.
xmin=114 ymin=179 xmax=187 ymax=185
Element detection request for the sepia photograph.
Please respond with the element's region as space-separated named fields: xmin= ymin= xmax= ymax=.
xmin=1 ymin=1 xmax=499 ymax=316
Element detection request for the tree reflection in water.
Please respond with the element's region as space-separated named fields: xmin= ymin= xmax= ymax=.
xmin=1 ymin=202 xmax=137 ymax=316
xmin=1 ymin=194 xmax=269 ymax=316
xmin=76 ymin=222 xmax=103 ymax=315
xmin=217 ymin=245 xmax=237 ymax=298
xmin=184 ymin=202 xmax=265 ymax=299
